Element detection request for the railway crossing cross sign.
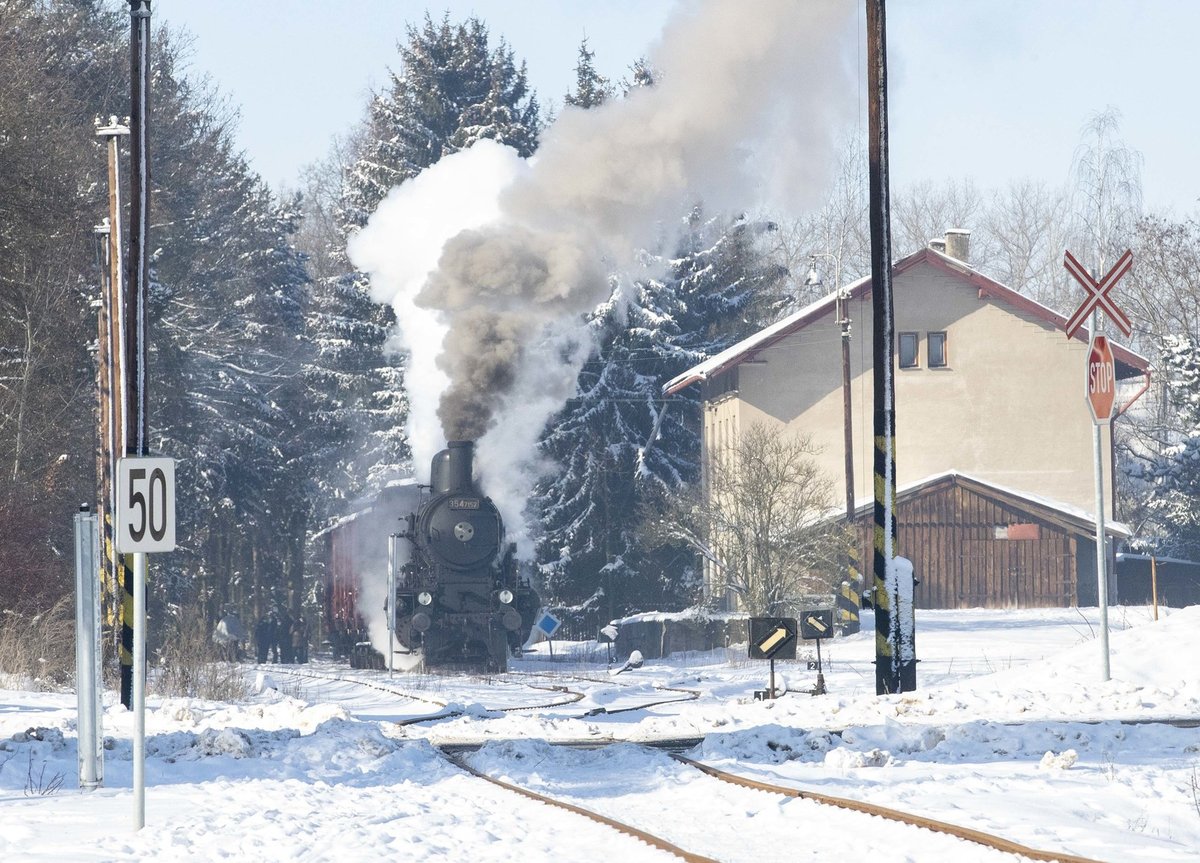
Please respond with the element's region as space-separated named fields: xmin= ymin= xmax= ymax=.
xmin=1063 ymin=249 xmax=1133 ymax=339
xmin=1087 ymin=335 xmax=1117 ymax=424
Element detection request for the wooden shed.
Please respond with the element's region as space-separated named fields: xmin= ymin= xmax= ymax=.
xmin=851 ymin=472 xmax=1130 ymax=610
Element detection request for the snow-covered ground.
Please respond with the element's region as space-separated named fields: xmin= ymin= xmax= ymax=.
xmin=2 ymin=605 xmax=1198 ymax=862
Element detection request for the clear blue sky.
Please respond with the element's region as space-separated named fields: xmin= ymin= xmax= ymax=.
xmin=157 ymin=0 xmax=1198 ymax=213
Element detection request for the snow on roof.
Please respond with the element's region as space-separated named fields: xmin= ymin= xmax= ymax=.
xmin=661 ymin=283 xmax=845 ymax=395
xmin=309 ymin=476 xmax=419 ymax=541
xmin=662 ymin=246 xmax=1151 ymax=396
xmin=852 ymin=469 xmax=1133 ymax=538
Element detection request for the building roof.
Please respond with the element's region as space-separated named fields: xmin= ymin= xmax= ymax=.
xmin=663 ymin=246 xmax=1151 ymax=396
xmin=309 ymin=477 xmax=419 ymax=541
xmin=849 ymin=469 xmax=1133 ymax=540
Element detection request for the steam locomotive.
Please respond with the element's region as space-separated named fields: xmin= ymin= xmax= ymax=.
xmin=319 ymin=440 xmax=539 ymax=672
xmin=392 ymin=440 xmax=539 ymax=671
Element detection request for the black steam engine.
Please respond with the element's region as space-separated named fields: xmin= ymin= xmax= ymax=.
xmin=393 ymin=440 xmax=539 ymax=671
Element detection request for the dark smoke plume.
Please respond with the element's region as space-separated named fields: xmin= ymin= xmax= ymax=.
xmin=350 ymin=0 xmax=855 ymax=542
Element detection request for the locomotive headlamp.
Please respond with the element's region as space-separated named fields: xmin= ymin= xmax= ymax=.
xmin=497 ymin=588 xmax=514 ymax=605
xmin=417 ymin=591 xmax=433 ymax=606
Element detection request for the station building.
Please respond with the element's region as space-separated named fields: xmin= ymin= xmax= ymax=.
xmin=665 ymin=231 xmax=1153 ymax=610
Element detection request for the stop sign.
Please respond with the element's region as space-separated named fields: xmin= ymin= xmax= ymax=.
xmin=1086 ymin=335 xmax=1116 ymax=422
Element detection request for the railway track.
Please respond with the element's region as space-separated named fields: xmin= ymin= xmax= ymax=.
xmin=507 ymin=670 xmax=702 ymax=715
xmin=443 ymin=743 xmax=1109 ymax=863
xmin=262 ymin=662 xmax=701 ymax=724
xmin=264 ymin=661 xmax=1189 ymax=859
xmin=671 ymin=755 xmax=1106 ymax=863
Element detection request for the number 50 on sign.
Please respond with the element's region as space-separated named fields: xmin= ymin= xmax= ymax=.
xmin=116 ymin=457 xmax=176 ymax=553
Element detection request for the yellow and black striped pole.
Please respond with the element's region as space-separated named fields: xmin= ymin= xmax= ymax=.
xmin=836 ymin=542 xmax=862 ymax=634
xmin=119 ymin=555 xmax=135 ymax=702
xmin=104 ymin=512 xmax=135 ymax=705
xmin=866 ymin=0 xmax=914 ymax=694
xmin=872 ymin=431 xmax=898 ymax=694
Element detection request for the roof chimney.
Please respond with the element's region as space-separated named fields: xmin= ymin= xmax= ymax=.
xmin=944 ymin=228 xmax=971 ymax=264
xmin=928 ymin=238 xmax=946 ymax=254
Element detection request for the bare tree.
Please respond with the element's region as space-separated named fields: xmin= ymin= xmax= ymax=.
xmin=1069 ymin=106 xmax=1144 ymax=275
xmin=291 ymin=130 xmax=368 ymax=283
xmin=1063 ymin=108 xmax=1155 ymax=530
xmin=755 ymin=134 xmax=871 ymax=316
xmin=648 ymin=423 xmax=847 ymax=615
xmin=893 ymin=177 xmax=990 ymax=265
xmin=1127 ymin=215 xmax=1200 ymax=348
xmin=981 ymin=180 xmax=1073 ymax=307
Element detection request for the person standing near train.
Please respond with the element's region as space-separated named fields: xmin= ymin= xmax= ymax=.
xmin=213 ymin=607 xmax=246 ymax=662
xmin=278 ymin=610 xmax=294 ymax=663
xmin=254 ymin=615 xmax=272 ymax=663
xmin=290 ymin=616 xmax=308 ymax=664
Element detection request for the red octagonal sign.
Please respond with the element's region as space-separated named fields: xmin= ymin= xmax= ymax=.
xmin=1087 ymin=335 xmax=1116 ymax=423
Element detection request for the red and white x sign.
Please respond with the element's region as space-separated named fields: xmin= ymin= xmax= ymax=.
xmin=1063 ymin=249 xmax=1133 ymax=339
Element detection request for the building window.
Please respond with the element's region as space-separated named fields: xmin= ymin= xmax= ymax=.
xmin=899 ymin=332 xmax=918 ymax=368
xmin=928 ymin=331 xmax=948 ymax=368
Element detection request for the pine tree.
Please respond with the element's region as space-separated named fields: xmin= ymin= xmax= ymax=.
xmin=1141 ymin=336 xmax=1200 ymax=556
xmin=564 ymin=39 xmax=614 ymax=109
xmin=340 ymin=13 xmax=540 ymax=230
xmin=307 ymin=13 xmax=542 ymax=524
xmin=622 ymin=58 xmax=657 ymax=94
xmin=147 ymin=35 xmax=313 ymax=621
xmin=534 ymin=210 xmax=787 ymax=617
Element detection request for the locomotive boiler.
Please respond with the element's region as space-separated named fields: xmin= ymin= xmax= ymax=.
xmin=392 ymin=440 xmax=539 ymax=671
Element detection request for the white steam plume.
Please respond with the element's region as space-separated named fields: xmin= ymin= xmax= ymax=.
xmin=349 ymin=0 xmax=856 ymax=550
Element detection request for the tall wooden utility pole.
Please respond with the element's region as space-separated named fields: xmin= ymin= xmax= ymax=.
xmin=867 ymin=0 xmax=915 ymax=694
xmin=95 ymin=118 xmax=130 ymax=705
xmin=810 ymin=252 xmax=863 ymax=635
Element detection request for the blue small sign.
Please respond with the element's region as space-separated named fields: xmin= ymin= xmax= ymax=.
xmin=534 ymin=611 xmax=561 ymax=638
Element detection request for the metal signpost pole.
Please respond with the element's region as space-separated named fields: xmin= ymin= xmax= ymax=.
xmin=1064 ymin=248 xmax=1131 ymax=683
xmin=124 ymin=3 xmax=154 ymax=828
xmin=117 ymin=458 xmax=175 ymax=831
xmin=1090 ymin=309 xmax=1110 ymax=682
xmin=126 ymin=0 xmax=151 ymax=465
xmin=74 ymin=509 xmax=103 ymax=790
xmin=133 ymin=549 xmax=147 ymax=827
xmin=1150 ymin=557 xmax=1159 ymax=621
xmin=814 ymin=638 xmax=825 ymax=696
xmin=387 ymin=535 xmax=397 ymax=675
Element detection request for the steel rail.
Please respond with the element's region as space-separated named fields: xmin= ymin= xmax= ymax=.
xmin=265 ymin=665 xmax=585 ymax=722
xmin=443 ymin=751 xmax=720 ymax=863
xmin=673 ymin=755 xmax=1106 ymax=863
xmin=507 ymin=670 xmax=701 ymax=715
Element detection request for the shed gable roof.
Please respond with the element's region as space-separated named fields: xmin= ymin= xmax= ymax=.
xmin=850 ymin=470 xmax=1132 ymax=540
xmin=663 ymin=246 xmax=1150 ymax=395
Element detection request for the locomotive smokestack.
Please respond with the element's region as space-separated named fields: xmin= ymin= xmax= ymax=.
xmin=431 ymin=440 xmax=475 ymax=494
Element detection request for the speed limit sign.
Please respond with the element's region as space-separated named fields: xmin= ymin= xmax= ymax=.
xmin=116 ymin=457 xmax=176 ymax=553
